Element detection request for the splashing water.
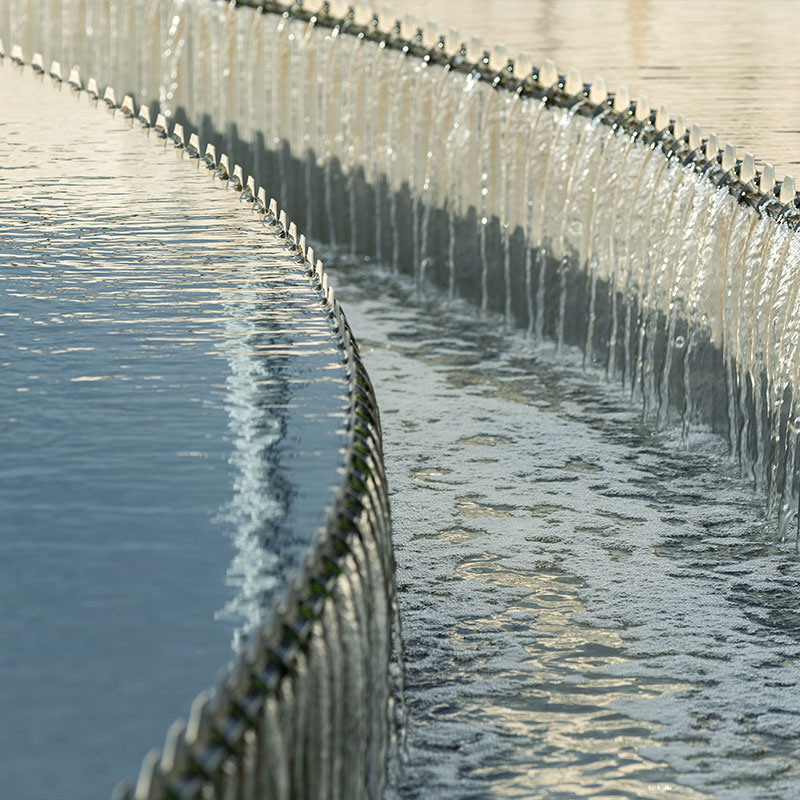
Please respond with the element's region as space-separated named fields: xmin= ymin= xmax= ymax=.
xmin=7 ymin=0 xmax=792 ymax=532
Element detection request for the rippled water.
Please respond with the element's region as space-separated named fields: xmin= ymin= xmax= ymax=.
xmin=4 ymin=2 xmax=800 ymax=798
xmin=0 ymin=66 xmax=348 ymax=799
xmin=328 ymin=255 xmax=800 ymax=799
xmin=400 ymin=0 xmax=800 ymax=177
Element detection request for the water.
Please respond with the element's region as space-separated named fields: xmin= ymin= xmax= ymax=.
xmin=397 ymin=0 xmax=800 ymax=179
xmin=0 ymin=64 xmax=350 ymax=798
xmin=330 ymin=254 xmax=800 ymax=799
xmin=168 ymin=2 xmax=800 ymax=537
xmin=4 ymin=1 xmax=800 ymax=797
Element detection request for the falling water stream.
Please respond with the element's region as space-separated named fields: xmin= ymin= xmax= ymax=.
xmin=3 ymin=1 xmax=800 ymax=798
xmin=395 ymin=0 xmax=800 ymax=179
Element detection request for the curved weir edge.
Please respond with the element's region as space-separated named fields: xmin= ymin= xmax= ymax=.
xmin=0 ymin=52 xmax=398 ymax=800
xmin=6 ymin=3 xmax=800 ymax=534
xmin=236 ymin=0 xmax=800 ymax=228
xmin=5 ymin=0 xmax=800 ymax=794
xmin=213 ymin=1 xmax=800 ymax=538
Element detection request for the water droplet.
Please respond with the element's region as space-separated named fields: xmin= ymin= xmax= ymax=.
xmin=674 ymin=336 xmax=685 ymax=348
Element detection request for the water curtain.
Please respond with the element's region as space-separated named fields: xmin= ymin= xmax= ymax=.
xmin=4 ymin=0 xmax=800 ymax=796
xmin=5 ymin=1 xmax=800 ymax=528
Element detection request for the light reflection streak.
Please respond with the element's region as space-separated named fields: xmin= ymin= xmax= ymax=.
xmin=213 ymin=282 xmax=290 ymax=649
xmin=450 ymin=559 xmax=710 ymax=798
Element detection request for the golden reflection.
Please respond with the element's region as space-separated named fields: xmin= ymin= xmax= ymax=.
xmin=450 ymin=556 xmax=708 ymax=798
xmin=413 ymin=525 xmax=486 ymax=543
xmin=411 ymin=467 xmax=453 ymax=481
xmin=456 ymin=433 xmax=512 ymax=446
xmin=456 ymin=497 xmax=516 ymax=518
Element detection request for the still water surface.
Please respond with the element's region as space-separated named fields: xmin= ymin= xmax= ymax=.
xmin=0 ymin=65 xmax=348 ymax=798
xmin=329 ymin=255 xmax=800 ymax=799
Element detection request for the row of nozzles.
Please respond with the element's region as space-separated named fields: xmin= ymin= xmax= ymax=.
xmin=3 ymin=40 xmax=394 ymax=800
xmin=230 ymin=0 xmax=800 ymax=219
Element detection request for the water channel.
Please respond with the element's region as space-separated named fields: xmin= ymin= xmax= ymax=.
xmin=2 ymin=1 xmax=800 ymax=798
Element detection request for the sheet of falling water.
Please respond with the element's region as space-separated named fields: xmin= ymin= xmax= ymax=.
xmin=329 ymin=254 xmax=800 ymax=800
xmin=398 ymin=0 xmax=800 ymax=179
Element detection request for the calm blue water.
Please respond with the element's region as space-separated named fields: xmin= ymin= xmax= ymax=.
xmin=0 ymin=64 xmax=348 ymax=798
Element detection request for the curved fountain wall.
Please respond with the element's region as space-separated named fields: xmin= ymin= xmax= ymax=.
xmin=227 ymin=0 xmax=800 ymax=536
xmin=10 ymin=0 xmax=795 ymax=528
xmin=6 ymin=2 xmax=800 ymax=525
xmin=4 ymin=0 xmax=800 ymax=796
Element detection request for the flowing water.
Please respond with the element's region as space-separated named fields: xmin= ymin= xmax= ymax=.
xmin=0 ymin=64 xmax=350 ymax=798
xmin=117 ymin=0 xmax=800 ymax=536
xmin=396 ymin=0 xmax=800 ymax=179
xmin=330 ymin=254 xmax=800 ymax=800
xmin=3 ymin=1 xmax=800 ymax=798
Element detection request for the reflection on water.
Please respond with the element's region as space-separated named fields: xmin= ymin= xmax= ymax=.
xmin=330 ymin=254 xmax=800 ymax=799
xmin=459 ymin=565 xmax=702 ymax=800
xmin=401 ymin=0 xmax=800 ymax=177
xmin=212 ymin=303 xmax=289 ymax=640
xmin=0 ymin=65 xmax=348 ymax=798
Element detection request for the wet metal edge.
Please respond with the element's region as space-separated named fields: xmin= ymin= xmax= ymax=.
xmin=233 ymin=0 xmax=800 ymax=227
xmin=1 ymin=50 xmax=395 ymax=800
